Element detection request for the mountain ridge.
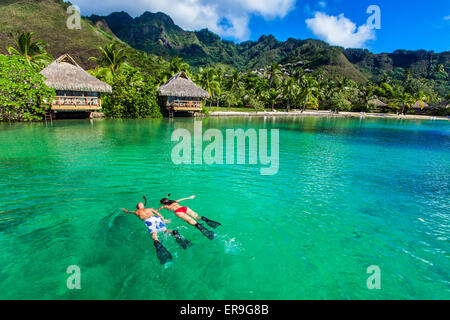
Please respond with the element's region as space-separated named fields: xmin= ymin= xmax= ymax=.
xmin=89 ymin=10 xmax=449 ymax=86
xmin=0 ymin=0 xmax=448 ymax=96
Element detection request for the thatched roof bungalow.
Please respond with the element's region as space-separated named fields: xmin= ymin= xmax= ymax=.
xmin=369 ymin=98 xmax=388 ymax=108
xmin=157 ymin=72 xmax=210 ymax=116
xmin=40 ymin=54 xmax=112 ymax=112
xmin=368 ymin=98 xmax=389 ymax=112
xmin=411 ymin=101 xmax=430 ymax=110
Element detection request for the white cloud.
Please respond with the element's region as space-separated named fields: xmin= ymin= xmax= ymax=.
xmin=306 ymin=12 xmax=376 ymax=48
xmin=444 ymin=15 xmax=450 ymax=20
xmin=71 ymin=0 xmax=296 ymax=40
xmin=318 ymin=1 xmax=326 ymax=8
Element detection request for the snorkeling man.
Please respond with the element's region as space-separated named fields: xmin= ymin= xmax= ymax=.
xmin=121 ymin=202 xmax=192 ymax=264
xmin=158 ymin=194 xmax=221 ymax=240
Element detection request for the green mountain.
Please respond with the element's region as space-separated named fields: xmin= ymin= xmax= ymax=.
xmin=0 ymin=0 xmax=114 ymax=69
xmin=0 ymin=0 xmax=168 ymax=73
xmin=1 ymin=0 xmax=448 ymax=96
xmin=89 ymin=11 xmax=449 ymax=85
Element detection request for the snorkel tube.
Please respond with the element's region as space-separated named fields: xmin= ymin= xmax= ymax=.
xmin=143 ymin=195 xmax=148 ymax=206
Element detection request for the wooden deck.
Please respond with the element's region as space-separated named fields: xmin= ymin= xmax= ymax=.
xmin=168 ymin=100 xmax=202 ymax=111
xmin=51 ymin=96 xmax=101 ymax=111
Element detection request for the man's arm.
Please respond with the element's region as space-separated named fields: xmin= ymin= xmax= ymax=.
xmin=121 ymin=208 xmax=136 ymax=214
xmin=152 ymin=209 xmax=171 ymax=224
xmin=176 ymin=195 xmax=195 ymax=202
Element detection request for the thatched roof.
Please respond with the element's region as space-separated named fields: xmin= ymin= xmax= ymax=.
xmin=412 ymin=101 xmax=430 ymax=109
xmin=40 ymin=54 xmax=112 ymax=93
xmin=369 ymin=98 xmax=388 ymax=107
xmin=157 ymin=72 xmax=210 ymax=98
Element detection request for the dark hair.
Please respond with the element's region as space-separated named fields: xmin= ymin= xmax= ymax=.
xmin=160 ymin=193 xmax=176 ymax=205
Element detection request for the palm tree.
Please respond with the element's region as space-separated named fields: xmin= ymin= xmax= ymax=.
xmin=413 ymin=90 xmax=429 ymax=110
xmin=169 ymin=56 xmax=190 ymax=75
xmin=359 ymin=82 xmax=377 ymax=112
xmin=224 ymin=70 xmax=243 ymax=108
xmin=228 ymin=70 xmax=243 ymax=91
xmin=298 ymin=76 xmax=319 ymax=112
xmin=7 ymin=32 xmax=52 ymax=69
xmin=265 ymin=87 xmax=281 ymax=112
xmin=282 ymin=77 xmax=297 ymax=112
xmin=198 ymin=67 xmax=220 ymax=107
xmin=89 ymin=42 xmax=128 ymax=82
xmin=267 ymin=63 xmax=282 ymax=89
xmin=393 ymin=90 xmax=415 ymax=115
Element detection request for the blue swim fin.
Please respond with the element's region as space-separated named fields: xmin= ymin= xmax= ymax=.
xmin=154 ymin=240 xmax=172 ymax=264
xmin=172 ymin=230 xmax=193 ymax=249
xmin=195 ymin=223 xmax=214 ymax=240
xmin=201 ymin=216 xmax=221 ymax=229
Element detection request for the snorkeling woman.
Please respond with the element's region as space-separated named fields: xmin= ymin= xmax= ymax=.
xmin=157 ymin=194 xmax=221 ymax=240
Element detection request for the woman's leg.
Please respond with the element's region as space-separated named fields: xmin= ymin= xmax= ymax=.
xmin=186 ymin=208 xmax=221 ymax=228
xmin=175 ymin=211 xmax=198 ymax=226
xmin=175 ymin=212 xmax=214 ymax=240
xmin=186 ymin=208 xmax=201 ymax=220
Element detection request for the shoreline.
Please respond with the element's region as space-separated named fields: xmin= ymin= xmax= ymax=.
xmin=195 ymin=110 xmax=449 ymax=121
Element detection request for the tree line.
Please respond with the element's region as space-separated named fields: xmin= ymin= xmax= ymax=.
xmin=1 ymin=32 xmax=449 ymax=122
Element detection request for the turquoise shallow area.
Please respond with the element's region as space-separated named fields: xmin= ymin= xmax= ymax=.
xmin=0 ymin=117 xmax=449 ymax=299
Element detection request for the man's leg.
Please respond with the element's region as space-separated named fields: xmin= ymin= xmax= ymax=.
xmin=166 ymin=229 xmax=193 ymax=249
xmin=152 ymin=231 xmax=172 ymax=264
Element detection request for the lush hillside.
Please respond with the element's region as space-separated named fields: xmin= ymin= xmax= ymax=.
xmin=89 ymin=12 xmax=365 ymax=81
xmin=89 ymin=10 xmax=449 ymax=88
xmin=0 ymin=0 xmax=115 ymax=68
xmin=0 ymin=0 xmax=168 ymax=73
xmin=0 ymin=0 xmax=448 ymax=97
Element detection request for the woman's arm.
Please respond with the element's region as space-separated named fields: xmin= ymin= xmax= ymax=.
xmin=176 ymin=195 xmax=195 ymax=202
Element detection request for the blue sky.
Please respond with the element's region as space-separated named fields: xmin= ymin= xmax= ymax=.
xmin=247 ymin=0 xmax=450 ymax=53
xmin=72 ymin=0 xmax=450 ymax=53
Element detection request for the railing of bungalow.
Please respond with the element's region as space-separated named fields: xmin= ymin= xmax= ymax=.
xmin=54 ymin=96 xmax=100 ymax=106
xmin=169 ymin=100 xmax=202 ymax=109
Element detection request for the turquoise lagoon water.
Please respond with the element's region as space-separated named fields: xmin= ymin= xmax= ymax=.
xmin=0 ymin=116 xmax=448 ymax=299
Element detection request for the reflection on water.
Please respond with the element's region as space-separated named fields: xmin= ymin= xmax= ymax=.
xmin=0 ymin=117 xmax=449 ymax=299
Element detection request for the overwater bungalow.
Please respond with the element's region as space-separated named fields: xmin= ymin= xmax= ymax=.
xmin=157 ymin=72 xmax=210 ymax=117
xmin=40 ymin=54 xmax=112 ymax=118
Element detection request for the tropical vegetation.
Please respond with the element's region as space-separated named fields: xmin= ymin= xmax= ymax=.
xmin=0 ymin=28 xmax=448 ymax=122
xmin=0 ymin=54 xmax=54 ymax=122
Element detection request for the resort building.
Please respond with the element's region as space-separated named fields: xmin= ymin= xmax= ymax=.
xmin=411 ymin=100 xmax=432 ymax=114
xmin=40 ymin=54 xmax=112 ymax=118
xmin=369 ymin=98 xmax=389 ymax=112
xmin=157 ymin=72 xmax=210 ymax=117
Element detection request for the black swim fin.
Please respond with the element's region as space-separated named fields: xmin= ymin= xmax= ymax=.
xmin=172 ymin=230 xmax=193 ymax=249
xmin=195 ymin=223 xmax=214 ymax=240
xmin=154 ymin=240 xmax=172 ymax=264
xmin=201 ymin=216 xmax=221 ymax=229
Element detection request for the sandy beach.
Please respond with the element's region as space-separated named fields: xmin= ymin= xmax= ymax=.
xmin=196 ymin=110 xmax=449 ymax=121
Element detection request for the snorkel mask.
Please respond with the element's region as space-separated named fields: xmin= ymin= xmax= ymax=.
xmin=160 ymin=194 xmax=171 ymax=205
